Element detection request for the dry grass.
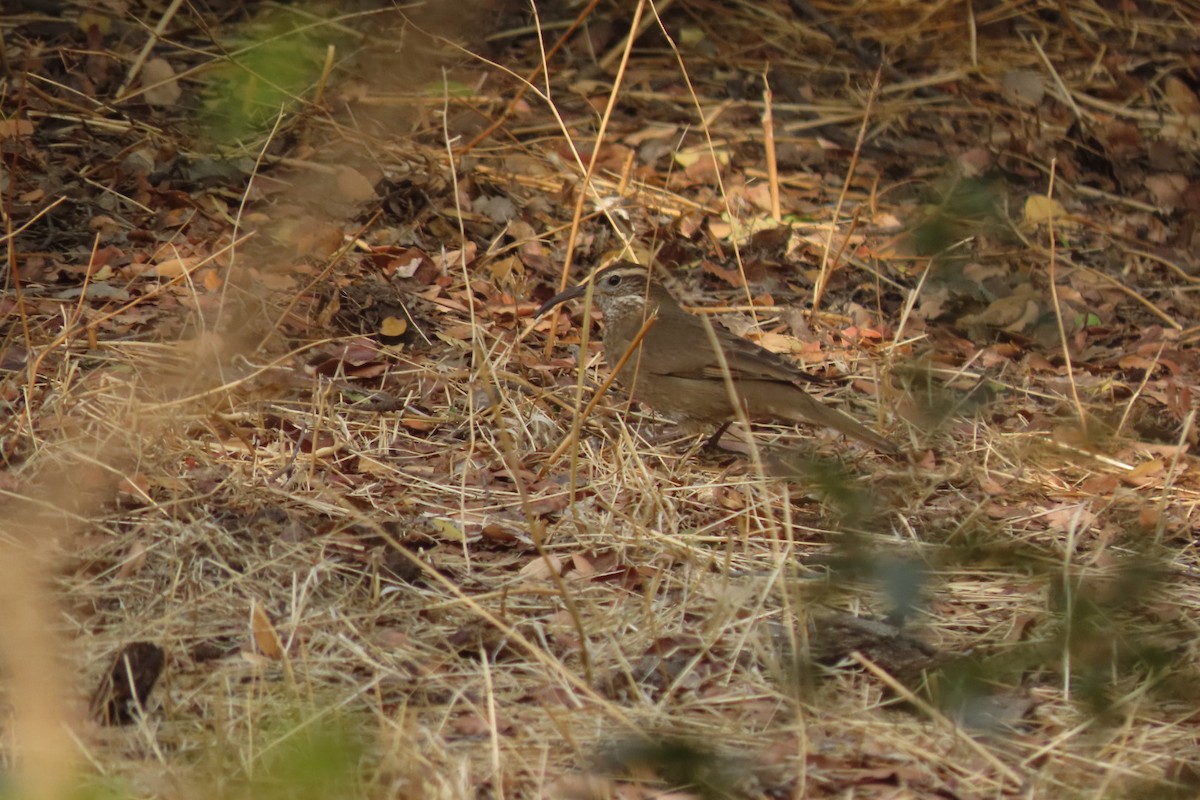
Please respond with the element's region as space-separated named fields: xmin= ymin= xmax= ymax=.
xmin=3 ymin=0 xmax=1200 ymax=798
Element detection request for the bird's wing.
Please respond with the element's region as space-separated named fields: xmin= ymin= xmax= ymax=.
xmin=647 ymin=323 xmax=825 ymax=386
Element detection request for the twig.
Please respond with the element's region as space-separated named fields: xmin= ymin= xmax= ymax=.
xmin=556 ymin=0 xmax=647 ymax=287
xmin=116 ymin=0 xmax=186 ymax=101
xmin=761 ymin=66 xmax=781 ymax=223
xmin=598 ymin=0 xmax=677 ymax=70
xmin=313 ymin=44 xmax=337 ymax=106
xmin=812 ymin=67 xmax=880 ymax=314
xmin=539 ymin=307 xmax=659 ymax=479
xmin=458 ymin=0 xmax=604 ymax=155
xmin=1027 ymin=35 xmax=1083 ymax=120
xmin=1045 ymin=158 xmax=1089 ymax=437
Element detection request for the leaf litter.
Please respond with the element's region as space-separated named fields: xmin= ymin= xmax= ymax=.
xmin=2 ymin=1 xmax=1200 ymax=798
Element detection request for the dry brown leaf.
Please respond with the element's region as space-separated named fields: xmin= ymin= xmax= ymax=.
xmin=960 ymin=291 xmax=1040 ymax=333
xmin=1022 ymin=195 xmax=1068 ymax=228
xmin=670 ymin=151 xmax=728 ymax=188
xmin=153 ymin=257 xmax=202 ymax=277
xmin=250 ymin=602 xmax=285 ymax=659
xmin=142 ymin=58 xmax=182 ymax=107
xmin=1002 ymin=69 xmax=1045 ymax=107
xmin=487 ymin=255 xmax=524 ymax=287
xmin=1164 ymin=76 xmax=1200 ymax=118
xmin=428 ymin=518 xmax=466 ymax=542
xmin=379 ymin=315 xmax=408 ymax=338
xmin=387 ymin=249 xmax=429 ymax=279
xmin=1118 ymin=354 xmax=1159 ymax=372
xmin=1043 ymin=504 xmax=1096 ymax=533
xmin=978 ymin=476 xmax=1007 ymax=496
xmin=1145 ymin=173 xmax=1188 ymax=209
xmin=0 ymin=118 xmax=34 ymax=138
xmin=77 ymin=11 xmax=112 ymax=34
xmin=336 ymin=166 xmax=376 ymax=203
xmin=451 ymin=713 xmax=501 ymax=736
xmin=1124 ymin=458 xmax=1165 ymax=485
xmin=519 ymin=554 xmax=562 ymax=581
xmin=1080 ymin=473 xmax=1120 ymax=494
xmin=116 ymin=473 xmax=152 ymax=504
xmin=712 ymin=486 xmax=746 ymax=511
xmin=752 ymin=331 xmax=804 ymax=355
xmin=115 ymin=541 xmax=148 ymax=580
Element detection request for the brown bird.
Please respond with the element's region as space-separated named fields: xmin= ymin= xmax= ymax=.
xmin=537 ymin=262 xmax=899 ymax=454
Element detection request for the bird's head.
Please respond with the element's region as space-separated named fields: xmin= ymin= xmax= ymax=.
xmin=536 ymin=262 xmax=669 ymax=319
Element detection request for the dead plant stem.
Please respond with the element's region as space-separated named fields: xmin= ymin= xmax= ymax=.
xmin=1044 ymin=159 xmax=1088 ymax=437
xmin=812 ymin=67 xmax=880 ymax=314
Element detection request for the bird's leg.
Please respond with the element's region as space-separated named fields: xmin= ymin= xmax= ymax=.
xmin=702 ymin=420 xmax=734 ymax=452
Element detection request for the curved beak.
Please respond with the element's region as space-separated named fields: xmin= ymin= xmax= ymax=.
xmin=535 ymin=283 xmax=590 ymax=317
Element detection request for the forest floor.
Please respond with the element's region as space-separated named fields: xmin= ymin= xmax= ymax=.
xmin=3 ymin=0 xmax=1200 ymax=798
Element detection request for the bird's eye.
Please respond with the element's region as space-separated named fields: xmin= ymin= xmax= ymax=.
xmin=605 ymin=273 xmax=621 ymax=286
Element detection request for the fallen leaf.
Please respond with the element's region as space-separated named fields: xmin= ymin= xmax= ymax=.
xmin=1002 ymin=69 xmax=1045 ymax=107
xmin=250 ymin=602 xmax=285 ymax=659
xmin=1164 ymin=76 xmax=1200 ymax=118
xmin=0 ymin=119 xmax=34 ymax=139
xmin=1124 ymin=458 xmax=1165 ymax=486
xmin=679 ymin=26 xmax=706 ymax=46
xmin=201 ymin=268 xmax=222 ymax=291
xmin=1145 ymin=173 xmax=1188 ymax=209
xmin=115 ymin=541 xmax=149 ymax=580
xmin=519 ymin=554 xmax=562 ymax=581
xmin=428 ymin=517 xmax=466 ymax=542
xmin=154 ymin=257 xmax=202 ymax=277
xmin=117 ymin=473 xmax=152 ymax=504
xmin=142 ymin=58 xmax=182 ymax=107
xmin=473 ymin=194 xmax=517 ymax=222
xmin=487 ymin=255 xmax=524 ymax=287
xmin=1043 ymin=503 xmax=1096 ymax=533
xmin=336 ymin=166 xmax=376 ymax=202
xmin=1080 ymin=473 xmax=1119 ymax=494
xmin=77 ymin=11 xmax=113 ymax=35
xmin=1022 ymin=195 xmax=1067 ymax=227
xmin=752 ymin=331 xmax=803 ymax=354
xmin=379 ymin=315 xmax=408 ymax=338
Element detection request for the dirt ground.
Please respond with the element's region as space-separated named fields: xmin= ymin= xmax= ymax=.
xmin=2 ymin=1 xmax=1200 ymax=798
